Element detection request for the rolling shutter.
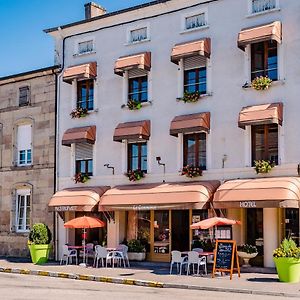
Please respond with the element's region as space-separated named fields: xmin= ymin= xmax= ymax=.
xmin=75 ymin=143 xmax=93 ymax=160
xmin=184 ymin=56 xmax=207 ymax=70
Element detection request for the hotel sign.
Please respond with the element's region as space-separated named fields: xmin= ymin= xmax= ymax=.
xmin=239 ymin=201 xmax=256 ymax=208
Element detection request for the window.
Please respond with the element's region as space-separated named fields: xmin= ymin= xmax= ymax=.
xmin=19 ymin=86 xmax=30 ymax=106
xmin=183 ymin=133 xmax=206 ymax=169
xmin=252 ymin=0 xmax=276 ymax=14
xmin=251 ymin=40 xmax=278 ymax=81
xmin=285 ymin=209 xmax=299 ymax=246
xmin=128 ymin=142 xmax=147 ymax=172
xmin=75 ymin=144 xmax=93 ymax=176
xmin=16 ymin=190 xmax=30 ymax=232
xmin=184 ymin=67 xmax=207 ymax=94
xmin=185 ymin=13 xmax=206 ymax=30
xmin=251 ymin=124 xmax=278 ymax=165
xmin=77 ymin=79 xmax=94 ymax=110
xmin=78 ymin=40 xmax=93 ymax=54
xmin=17 ymin=124 xmax=32 ymax=166
xmin=128 ymin=76 xmax=148 ymax=103
xmin=130 ymin=27 xmax=147 ymax=43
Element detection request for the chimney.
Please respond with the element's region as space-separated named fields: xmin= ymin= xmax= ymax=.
xmin=84 ymin=2 xmax=106 ymax=19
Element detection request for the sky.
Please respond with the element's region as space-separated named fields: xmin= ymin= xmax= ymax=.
xmin=0 ymin=0 xmax=151 ymax=77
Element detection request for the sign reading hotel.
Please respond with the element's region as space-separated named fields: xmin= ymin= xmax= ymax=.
xmin=239 ymin=201 xmax=256 ymax=208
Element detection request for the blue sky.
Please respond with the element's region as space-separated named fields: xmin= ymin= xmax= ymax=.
xmin=0 ymin=0 xmax=151 ymax=77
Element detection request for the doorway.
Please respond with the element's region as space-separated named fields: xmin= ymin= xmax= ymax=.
xmin=171 ymin=210 xmax=189 ymax=252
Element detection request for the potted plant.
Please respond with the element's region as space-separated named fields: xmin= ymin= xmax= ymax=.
xmin=179 ymin=91 xmax=201 ymax=103
xmin=126 ymin=169 xmax=145 ymax=181
xmin=70 ymin=107 xmax=88 ymax=118
xmin=74 ymin=172 xmax=90 ymax=183
xmin=127 ymin=239 xmax=146 ymax=261
xmin=251 ymin=76 xmax=272 ymax=91
xmin=273 ymin=238 xmax=300 ymax=283
xmin=254 ymin=160 xmax=275 ymax=174
xmin=237 ymin=244 xmax=258 ymax=267
xmin=28 ymin=223 xmax=52 ymax=264
xmin=181 ymin=165 xmax=202 ymax=178
xmin=127 ymin=99 xmax=142 ymax=110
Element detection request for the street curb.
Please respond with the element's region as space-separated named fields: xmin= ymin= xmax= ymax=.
xmin=0 ymin=266 xmax=299 ymax=298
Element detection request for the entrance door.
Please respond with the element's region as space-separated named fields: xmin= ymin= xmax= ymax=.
xmin=171 ymin=210 xmax=189 ymax=252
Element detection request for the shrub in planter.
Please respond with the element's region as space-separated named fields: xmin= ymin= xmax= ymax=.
xmin=273 ymin=238 xmax=300 ymax=283
xmin=74 ymin=172 xmax=90 ymax=184
xmin=254 ymin=160 xmax=275 ymax=174
xmin=237 ymin=244 xmax=258 ymax=267
xmin=127 ymin=99 xmax=142 ymax=110
xmin=127 ymin=239 xmax=146 ymax=261
xmin=180 ymin=91 xmax=201 ymax=103
xmin=28 ymin=223 xmax=52 ymax=264
xmin=251 ymin=76 xmax=272 ymax=91
xmin=181 ymin=165 xmax=202 ymax=178
xmin=70 ymin=107 xmax=88 ymax=118
xmin=126 ymin=169 xmax=145 ymax=181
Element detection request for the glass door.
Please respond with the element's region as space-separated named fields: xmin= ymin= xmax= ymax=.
xmin=171 ymin=210 xmax=189 ymax=252
xmin=285 ymin=209 xmax=299 ymax=246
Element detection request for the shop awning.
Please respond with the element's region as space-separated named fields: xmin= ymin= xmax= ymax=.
xmin=238 ymin=21 xmax=282 ymax=51
xmin=170 ymin=112 xmax=210 ymax=137
xmin=171 ymin=38 xmax=211 ymax=64
xmin=113 ymin=120 xmax=150 ymax=142
xmin=114 ymin=52 xmax=151 ymax=76
xmin=213 ymin=177 xmax=300 ymax=209
xmin=99 ymin=181 xmax=220 ymax=211
xmin=49 ymin=186 xmax=110 ymax=212
xmin=62 ymin=126 xmax=96 ymax=146
xmin=238 ymin=102 xmax=283 ymax=129
xmin=63 ymin=62 xmax=97 ymax=84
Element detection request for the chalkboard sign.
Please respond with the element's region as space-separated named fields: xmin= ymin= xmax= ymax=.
xmin=212 ymin=240 xmax=240 ymax=280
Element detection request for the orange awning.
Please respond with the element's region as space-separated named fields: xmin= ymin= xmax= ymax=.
xmin=62 ymin=126 xmax=96 ymax=146
xmin=63 ymin=62 xmax=97 ymax=84
xmin=238 ymin=21 xmax=282 ymax=51
xmin=171 ymin=38 xmax=211 ymax=64
xmin=114 ymin=52 xmax=151 ymax=76
xmin=99 ymin=181 xmax=220 ymax=211
xmin=213 ymin=177 xmax=300 ymax=209
xmin=170 ymin=112 xmax=210 ymax=137
xmin=113 ymin=120 xmax=150 ymax=142
xmin=238 ymin=102 xmax=283 ymax=129
xmin=49 ymin=186 xmax=110 ymax=212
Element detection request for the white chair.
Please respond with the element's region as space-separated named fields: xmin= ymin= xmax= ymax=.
xmin=170 ymin=250 xmax=187 ymax=275
xmin=116 ymin=244 xmax=130 ymax=267
xmin=106 ymin=250 xmax=125 ymax=268
xmin=192 ymin=248 xmax=203 ymax=253
xmin=60 ymin=245 xmax=78 ymax=265
xmin=80 ymin=243 xmax=94 ymax=263
xmin=185 ymin=251 xmax=207 ymax=275
xmin=93 ymin=245 xmax=108 ymax=268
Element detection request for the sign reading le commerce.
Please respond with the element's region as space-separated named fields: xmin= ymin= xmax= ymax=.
xmin=55 ymin=206 xmax=78 ymax=212
xmin=239 ymin=201 xmax=257 ymax=208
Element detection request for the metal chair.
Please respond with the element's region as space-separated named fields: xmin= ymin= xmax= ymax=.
xmin=170 ymin=250 xmax=188 ymax=275
xmin=60 ymin=245 xmax=78 ymax=265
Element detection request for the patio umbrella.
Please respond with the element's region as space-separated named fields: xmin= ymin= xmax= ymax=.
xmin=190 ymin=217 xmax=241 ymax=230
xmin=64 ymin=216 xmax=105 ymax=265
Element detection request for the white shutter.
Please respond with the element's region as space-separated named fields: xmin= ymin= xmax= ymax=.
xmin=17 ymin=124 xmax=31 ymax=151
xmin=184 ymin=56 xmax=207 ymax=70
xmin=75 ymin=144 xmax=93 ymax=160
xmin=11 ymin=190 xmax=16 ymax=232
xmin=128 ymin=68 xmax=148 ymax=78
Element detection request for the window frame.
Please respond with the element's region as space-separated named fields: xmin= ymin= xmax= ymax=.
xmin=75 ymin=159 xmax=93 ymax=176
xmin=183 ymin=67 xmax=207 ymax=95
xmin=19 ymin=86 xmax=30 ymax=107
xmin=128 ymin=75 xmax=148 ymax=103
xmin=15 ymin=190 xmax=31 ymax=233
xmin=127 ymin=142 xmax=147 ymax=173
xmin=74 ymin=37 xmax=95 ymax=56
xmin=126 ymin=24 xmax=150 ymax=45
xmin=180 ymin=8 xmax=209 ymax=33
xmin=77 ymin=79 xmax=94 ymax=111
xmin=249 ymin=0 xmax=279 ymax=15
xmin=16 ymin=123 xmax=32 ymax=167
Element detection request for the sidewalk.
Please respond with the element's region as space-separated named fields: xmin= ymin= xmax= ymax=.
xmin=0 ymin=258 xmax=299 ymax=298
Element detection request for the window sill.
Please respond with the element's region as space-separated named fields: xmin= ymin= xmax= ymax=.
xmin=246 ymin=7 xmax=280 ymax=18
xmin=124 ymin=38 xmax=151 ymax=46
xmin=180 ymin=25 xmax=209 ymax=35
xmin=121 ymin=101 xmax=152 ymax=109
xmin=176 ymin=93 xmax=212 ymax=102
xmin=11 ymin=165 xmax=33 ymax=171
xmin=73 ymin=51 xmax=96 ymax=57
xmin=242 ymin=79 xmax=285 ymax=90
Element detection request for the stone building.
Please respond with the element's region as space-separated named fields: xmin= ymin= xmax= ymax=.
xmin=0 ymin=66 xmax=59 ymax=256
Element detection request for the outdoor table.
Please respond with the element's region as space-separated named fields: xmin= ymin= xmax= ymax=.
xmin=181 ymin=251 xmax=214 ymax=256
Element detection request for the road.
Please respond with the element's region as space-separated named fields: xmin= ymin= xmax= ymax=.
xmin=0 ymin=273 xmax=292 ymax=300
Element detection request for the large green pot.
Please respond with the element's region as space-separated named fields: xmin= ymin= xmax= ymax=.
xmin=28 ymin=244 xmax=51 ymax=264
xmin=274 ymin=257 xmax=300 ymax=283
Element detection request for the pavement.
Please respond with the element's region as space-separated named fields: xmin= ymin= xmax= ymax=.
xmin=0 ymin=257 xmax=300 ymax=298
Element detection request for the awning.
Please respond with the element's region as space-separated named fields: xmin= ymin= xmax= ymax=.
xmin=49 ymin=186 xmax=110 ymax=212
xmin=62 ymin=126 xmax=96 ymax=146
xmin=113 ymin=120 xmax=150 ymax=142
xmin=99 ymin=181 xmax=220 ymax=211
xmin=238 ymin=102 xmax=283 ymax=129
xmin=63 ymin=62 xmax=97 ymax=84
xmin=213 ymin=177 xmax=300 ymax=209
xmin=170 ymin=112 xmax=210 ymax=137
xmin=114 ymin=52 xmax=151 ymax=76
xmin=171 ymin=38 xmax=211 ymax=64
xmin=238 ymin=21 xmax=282 ymax=51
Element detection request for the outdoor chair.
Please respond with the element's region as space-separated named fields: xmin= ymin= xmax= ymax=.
xmin=192 ymin=248 xmax=203 ymax=253
xmin=60 ymin=245 xmax=78 ymax=265
xmin=184 ymin=251 xmax=207 ymax=276
xmin=106 ymin=250 xmax=125 ymax=268
xmin=93 ymin=245 xmax=108 ymax=268
xmin=116 ymin=244 xmax=130 ymax=267
xmin=170 ymin=250 xmax=188 ymax=275
xmin=79 ymin=243 xmax=94 ymax=264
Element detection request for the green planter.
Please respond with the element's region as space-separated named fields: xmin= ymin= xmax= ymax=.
xmin=28 ymin=244 xmax=51 ymax=264
xmin=274 ymin=257 xmax=300 ymax=283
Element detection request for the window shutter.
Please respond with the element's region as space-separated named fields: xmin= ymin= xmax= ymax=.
xmin=10 ymin=190 xmax=16 ymax=232
xmin=184 ymin=56 xmax=207 ymax=70
xmin=128 ymin=68 xmax=148 ymax=78
xmin=17 ymin=124 xmax=32 ymax=151
xmin=75 ymin=143 xmax=93 ymax=160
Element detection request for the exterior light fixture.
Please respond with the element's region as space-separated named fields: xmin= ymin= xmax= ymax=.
xmin=104 ymin=163 xmax=115 ymax=175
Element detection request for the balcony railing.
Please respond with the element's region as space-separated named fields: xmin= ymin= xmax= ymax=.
xmin=252 ymin=0 xmax=276 ymax=13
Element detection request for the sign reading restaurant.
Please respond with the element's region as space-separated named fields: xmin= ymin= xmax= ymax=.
xmin=239 ymin=201 xmax=256 ymax=208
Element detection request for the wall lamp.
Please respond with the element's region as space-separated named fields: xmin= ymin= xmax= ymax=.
xmin=104 ymin=163 xmax=115 ymax=175
xmin=156 ymin=156 xmax=166 ymax=175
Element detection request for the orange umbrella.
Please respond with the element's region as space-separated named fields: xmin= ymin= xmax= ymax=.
xmin=190 ymin=217 xmax=241 ymax=230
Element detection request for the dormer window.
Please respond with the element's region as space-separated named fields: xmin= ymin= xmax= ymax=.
xmin=78 ymin=40 xmax=94 ymax=54
xmin=130 ymin=27 xmax=148 ymax=43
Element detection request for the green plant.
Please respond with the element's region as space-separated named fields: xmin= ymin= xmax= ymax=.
xmin=70 ymin=107 xmax=88 ymax=118
xmin=127 ymin=239 xmax=145 ymax=253
xmin=74 ymin=172 xmax=90 ymax=183
xmin=126 ymin=169 xmax=145 ymax=181
xmin=28 ymin=223 xmax=52 ymax=245
xmin=254 ymin=160 xmax=275 ymax=174
xmin=127 ymin=99 xmax=142 ymax=110
xmin=180 ymin=91 xmax=201 ymax=103
xmin=273 ymin=238 xmax=300 ymax=258
xmin=238 ymin=244 xmax=258 ymax=254
xmin=251 ymin=76 xmax=272 ymax=91
xmin=181 ymin=165 xmax=202 ymax=178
